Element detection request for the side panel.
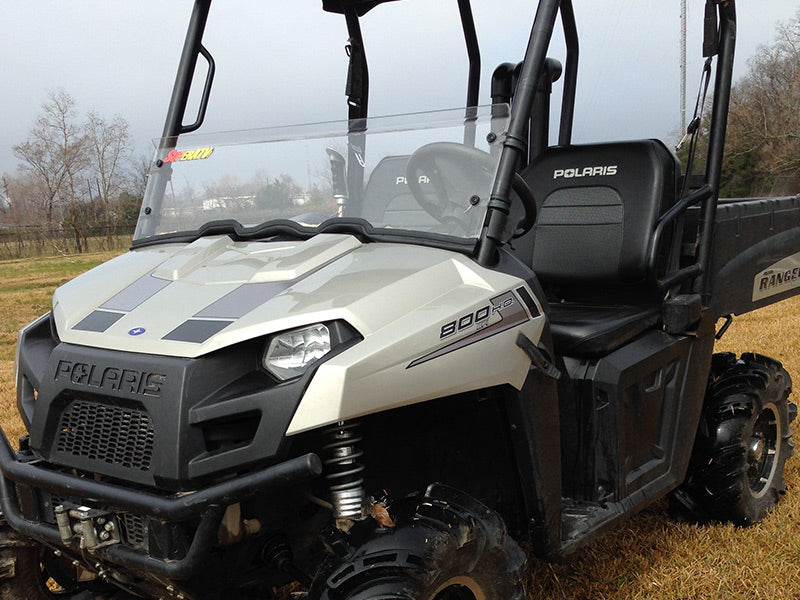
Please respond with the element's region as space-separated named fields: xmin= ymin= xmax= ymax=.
xmin=598 ymin=334 xmax=690 ymax=498
xmin=559 ymin=332 xmax=692 ymax=503
xmin=705 ymin=196 xmax=800 ymax=316
xmin=505 ymin=359 xmax=562 ymax=559
xmin=551 ymin=314 xmax=715 ymax=556
xmin=287 ymin=288 xmax=545 ymax=434
xmin=559 ymin=317 xmax=715 ymax=508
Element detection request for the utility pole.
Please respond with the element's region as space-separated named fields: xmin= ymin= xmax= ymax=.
xmin=1 ymin=175 xmax=9 ymax=212
xmin=680 ymin=0 xmax=687 ymax=134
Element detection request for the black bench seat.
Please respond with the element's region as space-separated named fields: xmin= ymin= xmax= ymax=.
xmin=519 ymin=139 xmax=681 ymax=358
xmin=548 ymin=302 xmax=662 ymax=357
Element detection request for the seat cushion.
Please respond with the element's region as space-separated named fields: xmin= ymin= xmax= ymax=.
xmin=549 ymin=302 xmax=661 ymax=357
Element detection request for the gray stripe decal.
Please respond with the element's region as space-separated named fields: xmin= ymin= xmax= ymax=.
xmin=100 ymin=272 xmax=171 ymax=312
xmin=192 ymin=249 xmax=358 ymax=320
xmin=194 ymin=282 xmax=291 ymax=319
xmin=162 ymin=319 xmax=233 ymax=343
xmin=73 ymin=310 xmax=125 ymax=332
xmin=407 ymin=291 xmax=529 ymax=368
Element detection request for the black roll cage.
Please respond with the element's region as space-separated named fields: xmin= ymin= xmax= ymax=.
xmin=158 ymin=0 xmax=736 ymax=303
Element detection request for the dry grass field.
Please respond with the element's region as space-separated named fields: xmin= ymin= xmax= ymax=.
xmin=0 ymin=252 xmax=123 ymax=445
xmin=1 ymin=252 xmax=799 ymax=599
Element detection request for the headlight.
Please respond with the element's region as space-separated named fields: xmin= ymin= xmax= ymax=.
xmin=263 ymin=323 xmax=332 ymax=381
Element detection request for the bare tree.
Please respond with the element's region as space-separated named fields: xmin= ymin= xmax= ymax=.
xmin=722 ymin=8 xmax=800 ymax=195
xmin=13 ymin=89 xmax=88 ymax=250
xmin=85 ymin=111 xmax=132 ymax=248
xmin=1 ymin=172 xmax=53 ymax=256
xmin=129 ymin=153 xmax=153 ymax=202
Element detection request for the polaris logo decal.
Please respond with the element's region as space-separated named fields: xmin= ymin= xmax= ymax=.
xmin=553 ymin=165 xmax=617 ymax=179
xmin=54 ymin=360 xmax=166 ymax=398
xmin=128 ymin=327 xmax=146 ymax=336
xmin=753 ymin=252 xmax=800 ymax=301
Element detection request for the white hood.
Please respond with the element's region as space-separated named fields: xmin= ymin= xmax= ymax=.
xmin=53 ymin=234 xmax=533 ymax=355
xmin=52 ymin=233 xmax=545 ymax=432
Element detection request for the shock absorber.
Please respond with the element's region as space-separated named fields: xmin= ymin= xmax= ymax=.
xmin=322 ymin=421 xmax=365 ymax=521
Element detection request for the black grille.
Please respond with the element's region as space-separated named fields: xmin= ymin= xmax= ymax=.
xmin=55 ymin=400 xmax=155 ymax=471
xmin=120 ymin=512 xmax=148 ymax=549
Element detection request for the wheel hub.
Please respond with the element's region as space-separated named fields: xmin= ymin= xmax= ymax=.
xmin=750 ymin=436 xmax=765 ymax=463
xmin=747 ymin=403 xmax=780 ymax=498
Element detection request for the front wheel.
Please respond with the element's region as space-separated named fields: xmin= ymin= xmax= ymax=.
xmin=0 ymin=516 xmax=82 ymax=600
xmin=674 ymin=352 xmax=796 ymax=525
xmin=308 ymin=484 xmax=526 ymax=600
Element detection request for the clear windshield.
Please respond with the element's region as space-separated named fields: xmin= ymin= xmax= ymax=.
xmin=134 ymin=105 xmax=510 ymax=243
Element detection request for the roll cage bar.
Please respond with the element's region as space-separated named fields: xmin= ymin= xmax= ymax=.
xmin=157 ymin=0 xmax=736 ymax=303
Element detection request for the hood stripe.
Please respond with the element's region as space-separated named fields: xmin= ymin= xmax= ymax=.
xmin=162 ymin=319 xmax=234 ymax=343
xmin=73 ymin=273 xmax=170 ymax=334
xmin=100 ymin=272 xmax=171 ymax=312
xmin=70 ymin=240 xmax=359 ymax=344
xmin=194 ymin=281 xmax=292 ymax=319
xmin=73 ymin=310 xmax=125 ymax=332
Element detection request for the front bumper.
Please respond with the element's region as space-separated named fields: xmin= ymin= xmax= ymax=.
xmin=0 ymin=427 xmax=321 ymax=580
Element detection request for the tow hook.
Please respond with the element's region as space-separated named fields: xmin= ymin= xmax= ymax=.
xmin=54 ymin=505 xmax=120 ymax=550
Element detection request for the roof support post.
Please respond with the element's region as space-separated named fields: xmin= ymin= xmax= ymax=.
xmin=161 ymin=0 xmax=213 ymax=140
xmin=694 ymin=0 xmax=736 ymax=299
xmin=477 ymin=0 xmax=561 ymax=266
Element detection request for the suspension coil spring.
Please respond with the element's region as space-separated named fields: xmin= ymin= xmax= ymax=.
xmin=322 ymin=421 xmax=365 ymax=520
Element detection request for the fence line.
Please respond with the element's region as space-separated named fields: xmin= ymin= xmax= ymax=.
xmin=0 ymin=225 xmax=134 ymax=260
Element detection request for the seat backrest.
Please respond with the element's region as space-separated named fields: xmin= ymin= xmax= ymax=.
xmin=361 ymin=155 xmax=439 ymax=230
xmin=519 ymin=139 xmax=680 ymax=292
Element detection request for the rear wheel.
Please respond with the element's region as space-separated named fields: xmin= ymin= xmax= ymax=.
xmin=674 ymin=352 xmax=796 ymax=525
xmin=308 ymin=484 xmax=526 ymax=600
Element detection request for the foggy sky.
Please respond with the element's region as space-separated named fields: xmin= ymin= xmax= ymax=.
xmin=2 ymin=1 xmax=798 ymax=178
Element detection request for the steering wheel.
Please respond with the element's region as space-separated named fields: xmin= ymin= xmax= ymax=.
xmin=405 ymin=142 xmax=536 ymax=239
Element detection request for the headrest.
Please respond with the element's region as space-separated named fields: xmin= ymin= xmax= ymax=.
xmin=521 ymin=140 xmax=680 ymax=285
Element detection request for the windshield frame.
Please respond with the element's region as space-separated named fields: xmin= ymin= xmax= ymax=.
xmin=129 ymin=217 xmax=479 ymax=254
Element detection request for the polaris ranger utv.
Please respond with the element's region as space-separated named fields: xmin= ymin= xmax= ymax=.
xmin=2 ymin=1 xmax=799 ymax=598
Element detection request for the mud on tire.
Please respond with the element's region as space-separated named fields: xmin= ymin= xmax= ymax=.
xmin=0 ymin=516 xmax=121 ymax=600
xmin=0 ymin=516 xmax=75 ymax=600
xmin=308 ymin=484 xmax=526 ymax=600
xmin=674 ymin=352 xmax=796 ymax=526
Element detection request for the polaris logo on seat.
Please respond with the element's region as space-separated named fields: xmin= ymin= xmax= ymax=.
xmin=553 ymin=165 xmax=618 ymax=179
xmin=396 ymin=175 xmax=431 ymax=185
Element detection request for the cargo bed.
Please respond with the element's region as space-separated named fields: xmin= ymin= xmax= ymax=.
xmin=696 ymin=195 xmax=800 ymax=317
